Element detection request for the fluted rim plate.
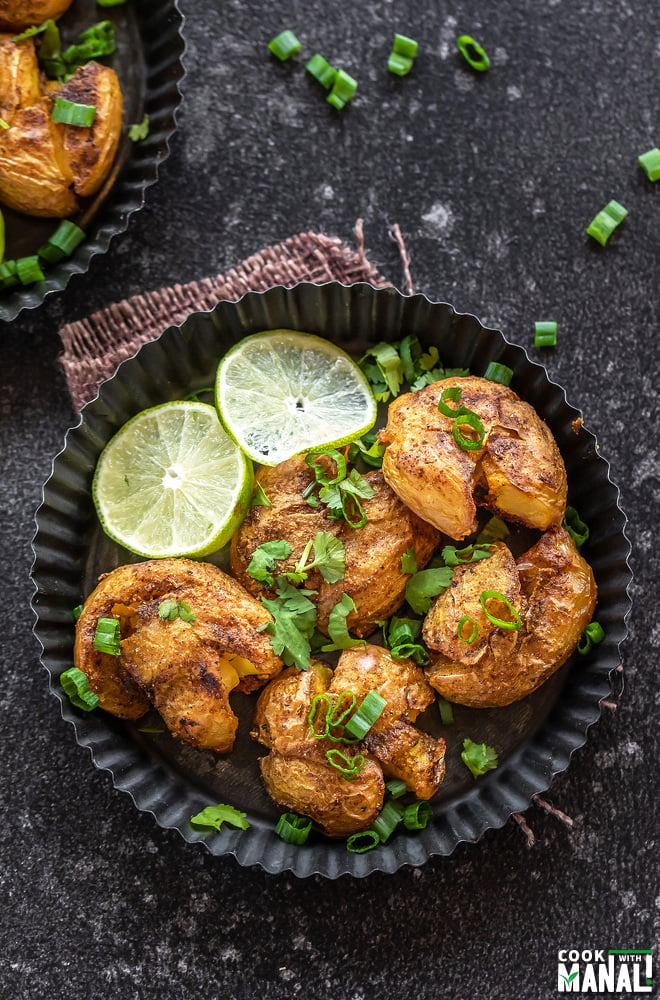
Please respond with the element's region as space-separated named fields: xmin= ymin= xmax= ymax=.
xmin=30 ymin=282 xmax=632 ymax=877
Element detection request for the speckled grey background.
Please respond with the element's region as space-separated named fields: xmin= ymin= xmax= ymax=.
xmin=2 ymin=0 xmax=658 ymax=997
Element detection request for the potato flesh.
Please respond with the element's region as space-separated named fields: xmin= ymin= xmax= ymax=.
xmin=379 ymin=376 xmax=568 ymax=539
xmin=0 ymin=0 xmax=73 ymax=31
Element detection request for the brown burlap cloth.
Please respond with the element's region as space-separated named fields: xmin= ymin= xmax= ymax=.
xmin=59 ymin=226 xmax=391 ymax=412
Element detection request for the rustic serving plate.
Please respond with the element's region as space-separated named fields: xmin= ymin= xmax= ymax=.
xmin=0 ymin=0 xmax=185 ymax=322
xmin=31 ymin=282 xmax=632 ymax=877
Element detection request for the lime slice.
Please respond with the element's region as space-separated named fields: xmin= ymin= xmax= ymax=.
xmin=93 ymin=401 xmax=253 ymax=558
xmin=215 ymin=330 xmax=377 ymax=465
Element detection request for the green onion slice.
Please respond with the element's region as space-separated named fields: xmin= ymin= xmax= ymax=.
xmin=346 ymin=829 xmax=380 ymax=853
xmin=307 ymin=691 xmax=359 ymax=743
xmin=385 ymin=779 xmax=408 ymax=799
xmin=0 ymin=260 xmax=18 ymax=289
xmin=38 ymin=220 xmax=85 ymax=263
xmin=97 ymin=0 xmax=127 ymax=7
xmin=479 ymin=590 xmax=522 ymax=631
xmin=344 ymin=689 xmax=387 ymax=739
xmin=392 ymin=33 xmax=419 ymax=59
xmin=274 ymin=812 xmax=312 ymax=844
xmin=93 ymin=616 xmax=121 ymax=655
xmin=268 ymin=29 xmax=302 ymax=61
xmin=327 ymin=68 xmax=358 ymax=109
xmin=60 ymin=667 xmax=99 ymax=711
xmin=16 ymin=256 xmax=45 ymax=285
xmin=72 ymin=604 xmax=83 ymax=620
xmin=457 ymin=615 xmax=478 ymax=644
xmin=484 ymin=361 xmax=513 ymax=385
xmin=578 ymin=620 xmax=605 ymax=655
xmin=0 ymin=118 xmax=8 ymax=130
xmin=437 ymin=696 xmax=454 ymax=725
xmin=452 ymin=410 xmax=485 ymax=451
xmin=456 ymin=34 xmax=490 ymax=71
xmin=563 ymin=505 xmax=589 ymax=547
xmin=325 ymin=748 xmax=365 ymax=780
xmin=534 ymin=321 xmax=558 ymax=348
xmin=388 ymin=53 xmax=414 ymax=76
xmin=403 ymin=800 xmax=432 ymax=831
xmin=372 ymin=800 xmax=405 ymax=843
xmin=306 ymin=53 xmax=336 ymax=88
xmin=51 ymin=97 xmax=97 ymax=127
xmin=437 ymin=385 xmax=468 ymax=417
xmin=638 ymin=147 xmax=660 ymax=182
xmin=305 ymin=448 xmax=346 ymax=486
xmin=586 ymin=200 xmax=628 ymax=246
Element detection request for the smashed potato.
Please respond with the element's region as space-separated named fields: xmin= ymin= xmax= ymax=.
xmin=230 ymin=454 xmax=439 ymax=637
xmin=424 ymin=527 xmax=597 ymax=707
xmin=74 ymin=559 xmax=284 ymax=753
xmin=253 ymin=645 xmax=446 ymax=837
xmin=0 ymin=0 xmax=73 ymax=31
xmin=379 ymin=376 xmax=567 ymax=539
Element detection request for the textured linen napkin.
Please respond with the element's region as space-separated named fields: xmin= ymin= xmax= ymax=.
xmin=59 ymin=227 xmax=390 ymax=411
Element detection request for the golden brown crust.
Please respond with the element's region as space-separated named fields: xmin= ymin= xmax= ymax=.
xmin=0 ymin=0 xmax=72 ymax=31
xmin=379 ymin=376 xmax=568 ymax=539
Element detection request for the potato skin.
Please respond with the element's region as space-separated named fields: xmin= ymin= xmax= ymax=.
xmin=0 ymin=0 xmax=72 ymax=31
xmin=231 ymin=455 xmax=440 ymax=637
xmin=0 ymin=34 xmax=41 ymax=123
xmin=0 ymin=100 xmax=77 ymax=216
xmin=424 ymin=527 xmax=597 ymax=707
xmin=379 ymin=376 xmax=568 ymax=539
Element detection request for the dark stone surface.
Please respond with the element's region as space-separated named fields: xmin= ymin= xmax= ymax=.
xmin=1 ymin=1 xmax=657 ymax=997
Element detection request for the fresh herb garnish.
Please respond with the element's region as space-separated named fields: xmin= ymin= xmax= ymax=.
xmin=441 ymin=542 xmax=494 ymax=566
xmin=60 ymin=667 xmax=99 ymax=711
xmin=563 ymin=505 xmax=589 ymax=547
xmin=344 ymin=689 xmax=387 ymax=739
xmin=158 ymin=599 xmax=195 ymax=624
xmin=321 ymin=594 xmax=365 ymax=652
xmin=308 ymin=691 xmax=359 ymax=743
xmin=437 ymin=696 xmax=454 ymax=725
xmin=247 ymin=539 xmax=293 ymax=587
xmin=461 ymin=739 xmax=499 ymax=778
xmin=286 ymin=532 xmax=346 ymax=584
xmin=128 ymin=113 xmax=150 ymax=141
xmin=251 ymin=482 xmax=272 ymax=508
xmin=477 ymin=516 xmax=509 ymax=544
xmin=404 ymin=566 xmax=453 ymax=615
xmin=400 ymin=548 xmax=418 ymax=574
xmin=479 ymin=590 xmax=522 ymax=631
xmin=93 ymin=616 xmax=121 ymax=655
xmin=190 ymin=803 xmax=250 ymax=831
xmin=260 ymin=577 xmax=318 ymax=671
xmin=577 ymin=621 xmax=605 ymax=655
xmin=325 ymin=748 xmax=365 ymax=780
xmin=275 ymin=812 xmax=312 ymax=844
xmin=359 ymin=335 xmax=468 ymax=400
xmin=385 ymin=616 xmax=429 ymax=665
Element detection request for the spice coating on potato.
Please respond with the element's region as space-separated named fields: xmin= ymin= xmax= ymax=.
xmin=424 ymin=527 xmax=597 ymax=707
xmin=230 ymin=454 xmax=440 ymax=637
xmin=378 ymin=376 xmax=568 ymax=539
xmin=74 ymin=558 xmax=284 ymax=752
xmin=0 ymin=0 xmax=73 ymax=31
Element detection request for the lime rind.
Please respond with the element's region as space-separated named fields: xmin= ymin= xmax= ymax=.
xmin=215 ymin=330 xmax=377 ymax=465
xmin=93 ymin=401 xmax=253 ymax=559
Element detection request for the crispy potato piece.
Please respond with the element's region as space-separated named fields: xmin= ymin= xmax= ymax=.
xmin=0 ymin=0 xmax=72 ymax=31
xmin=0 ymin=34 xmax=41 ymax=123
xmin=329 ymin=643 xmax=435 ymax=725
xmin=74 ymin=559 xmax=284 ymax=751
xmin=425 ymin=527 xmax=597 ymax=707
xmin=231 ymin=455 xmax=439 ymax=637
xmin=0 ymin=100 xmax=77 ymax=216
xmin=379 ymin=376 xmax=567 ymax=539
xmin=363 ymin=721 xmax=446 ymax=800
xmin=252 ymin=663 xmax=332 ymax=753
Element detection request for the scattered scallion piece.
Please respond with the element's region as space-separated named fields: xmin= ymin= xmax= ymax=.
xmin=534 ymin=321 xmax=557 ymax=348
xmin=452 ymin=410 xmax=485 ymax=451
xmin=479 ymin=590 xmax=522 ymax=631
xmin=461 ymin=738 xmax=499 ymax=778
xmin=63 ymin=20 xmax=116 ymax=69
xmin=346 ymin=829 xmax=380 ymax=853
xmin=388 ymin=33 xmax=418 ymax=76
xmin=251 ymin=482 xmax=272 ymax=508
xmin=327 ymin=68 xmax=358 ymax=110
xmin=190 ymin=803 xmax=250 ymax=831
xmin=371 ymin=800 xmax=405 ymax=843
xmin=308 ymin=690 xmax=359 ymax=743
xmin=72 ymin=604 xmax=83 ymax=620
xmin=344 ymin=689 xmax=387 ymax=739
xmin=385 ymin=779 xmax=408 ymax=799
xmin=437 ymin=696 xmax=454 ymax=725
xmin=97 ymin=0 xmax=127 ymax=6
xmin=0 ymin=118 xmax=9 ymax=129
xmin=306 ymin=53 xmax=336 ymax=88
xmin=577 ymin=620 xmax=605 ymax=655
xmin=0 ymin=260 xmax=18 ymax=289
xmin=275 ymin=812 xmax=312 ymax=844
xmin=586 ymin=200 xmax=628 ymax=246
xmin=456 ymin=34 xmax=490 ymax=72
xmin=38 ymin=220 xmax=86 ymax=263
xmin=437 ymin=385 xmax=468 ymax=417
xmin=457 ymin=615 xmax=478 ymax=644
xmin=385 ymin=616 xmax=429 ymax=666
xmin=484 ymin=361 xmax=513 ymax=386
xmin=93 ymin=616 xmax=121 ymax=655
xmin=268 ymin=30 xmax=302 ymax=61
xmin=563 ymin=505 xmax=589 ymax=547
xmin=325 ymin=748 xmax=365 ymax=780
xmin=51 ymin=97 xmax=97 ymax=127
xmin=128 ymin=113 xmax=150 ymax=141
xmin=638 ymin=147 xmax=660 ymax=182
xmin=60 ymin=667 xmax=99 ymax=711
xmin=403 ymin=800 xmax=432 ymax=831
xmin=16 ymin=255 xmax=45 ymax=285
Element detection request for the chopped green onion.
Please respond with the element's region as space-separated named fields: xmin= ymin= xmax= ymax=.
xmin=586 ymin=200 xmax=628 ymax=246
xmin=442 ymin=542 xmax=494 ymax=566
xmin=0 ymin=118 xmax=9 ymax=130
xmin=51 ymin=98 xmax=97 ymax=127
xmin=346 ymin=829 xmax=380 ymax=853
xmin=461 ymin=738 xmax=499 ymax=778
xmin=93 ymin=616 xmax=121 ymax=655
xmin=477 ymin=516 xmax=509 ymax=544
xmin=457 ymin=615 xmax=478 ymax=644
xmin=97 ymin=0 xmax=127 ymax=6
xmin=305 ymin=448 xmax=346 ymax=486
xmin=327 ymin=68 xmax=358 ymax=110
xmin=59 ymin=21 xmax=115 ymax=73
xmin=577 ymin=620 xmax=605 ymax=655
xmin=385 ymin=616 xmax=429 ymax=666
xmin=385 ymin=779 xmax=408 ymax=799
xmin=268 ymin=30 xmax=302 ymax=61
xmin=16 ymin=255 xmax=45 ymax=285
xmin=372 ymin=800 xmax=405 ymax=843
xmin=12 ymin=20 xmax=53 ymax=41
xmin=437 ymin=696 xmax=454 ymax=725
xmin=158 ymin=599 xmax=195 ymax=623
xmin=456 ymin=35 xmax=490 ymax=72
xmin=190 ymin=803 xmax=250 ymax=831
xmin=534 ymin=321 xmax=557 ymax=348
xmin=479 ymin=590 xmax=522 ymax=631
xmin=638 ymin=147 xmax=660 ymax=182
xmin=275 ymin=812 xmax=312 ymax=844
xmin=72 ymin=604 xmax=83 ymax=621
xmin=0 ymin=261 xmax=18 ymax=289
xmin=60 ymin=667 xmax=99 ymax=711
xmin=344 ymin=689 xmax=387 ymax=739
xmin=403 ymin=800 xmax=432 ymax=831
xmin=321 ymin=594 xmax=365 ymax=652
xmin=452 ymin=410 xmax=485 ymax=451
xmin=38 ymin=220 xmax=85 ymax=263
xmin=388 ymin=35 xmax=418 ymax=77
xmin=484 ymin=361 xmax=513 ymax=386
xmin=437 ymin=385 xmax=468 ymax=417
xmin=128 ymin=113 xmax=150 ymax=141
xmin=308 ymin=691 xmax=359 ymax=743
xmin=388 ymin=52 xmax=414 ymax=76
xmin=136 ymin=724 xmax=165 ymax=734
xmin=251 ymin=482 xmax=272 ymax=508
xmin=306 ymin=53 xmax=336 ymax=88
xmin=325 ymin=748 xmax=365 ymax=780
xmin=563 ymin=505 xmax=589 ymax=547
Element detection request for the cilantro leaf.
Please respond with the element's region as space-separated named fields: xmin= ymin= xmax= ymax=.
xmin=476 ymin=516 xmax=510 ymax=544
xmin=158 ymin=599 xmax=195 ymax=624
xmin=306 ymin=532 xmax=346 ymax=584
xmin=400 ymin=548 xmax=418 ymax=575
xmin=405 ymin=567 xmax=453 ymax=615
xmin=128 ymin=113 xmax=150 ymax=142
xmin=190 ymin=803 xmax=250 ymax=831
xmin=247 ymin=539 xmax=292 ymax=587
xmin=441 ymin=543 xmax=494 ymax=567
xmin=260 ymin=577 xmax=318 ymax=671
xmin=251 ymin=482 xmax=272 ymax=508
xmin=359 ymin=342 xmax=404 ymax=400
xmin=341 ymin=468 xmax=376 ymax=500
xmin=321 ymin=594 xmax=366 ymax=652
xmin=460 ymin=739 xmax=499 ymax=778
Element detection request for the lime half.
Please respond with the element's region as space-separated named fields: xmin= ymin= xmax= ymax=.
xmin=93 ymin=401 xmax=253 ymax=558
xmin=215 ymin=330 xmax=377 ymax=465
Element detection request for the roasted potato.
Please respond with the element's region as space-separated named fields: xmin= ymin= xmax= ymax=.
xmin=0 ymin=100 xmax=77 ymax=216
xmin=74 ymin=558 xmax=284 ymax=753
xmin=424 ymin=527 xmax=597 ymax=707
xmin=378 ymin=376 xmax=568 ymax=539
xmin=0 ymin=0 xmax=73 ymax=31
xmin=0 ymin=33 xmax=41 ymax=122
xmin=231 ymin=454 xmax=440 ymax=637
xmin=253 ymin=645 xmax=446 ymax=836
